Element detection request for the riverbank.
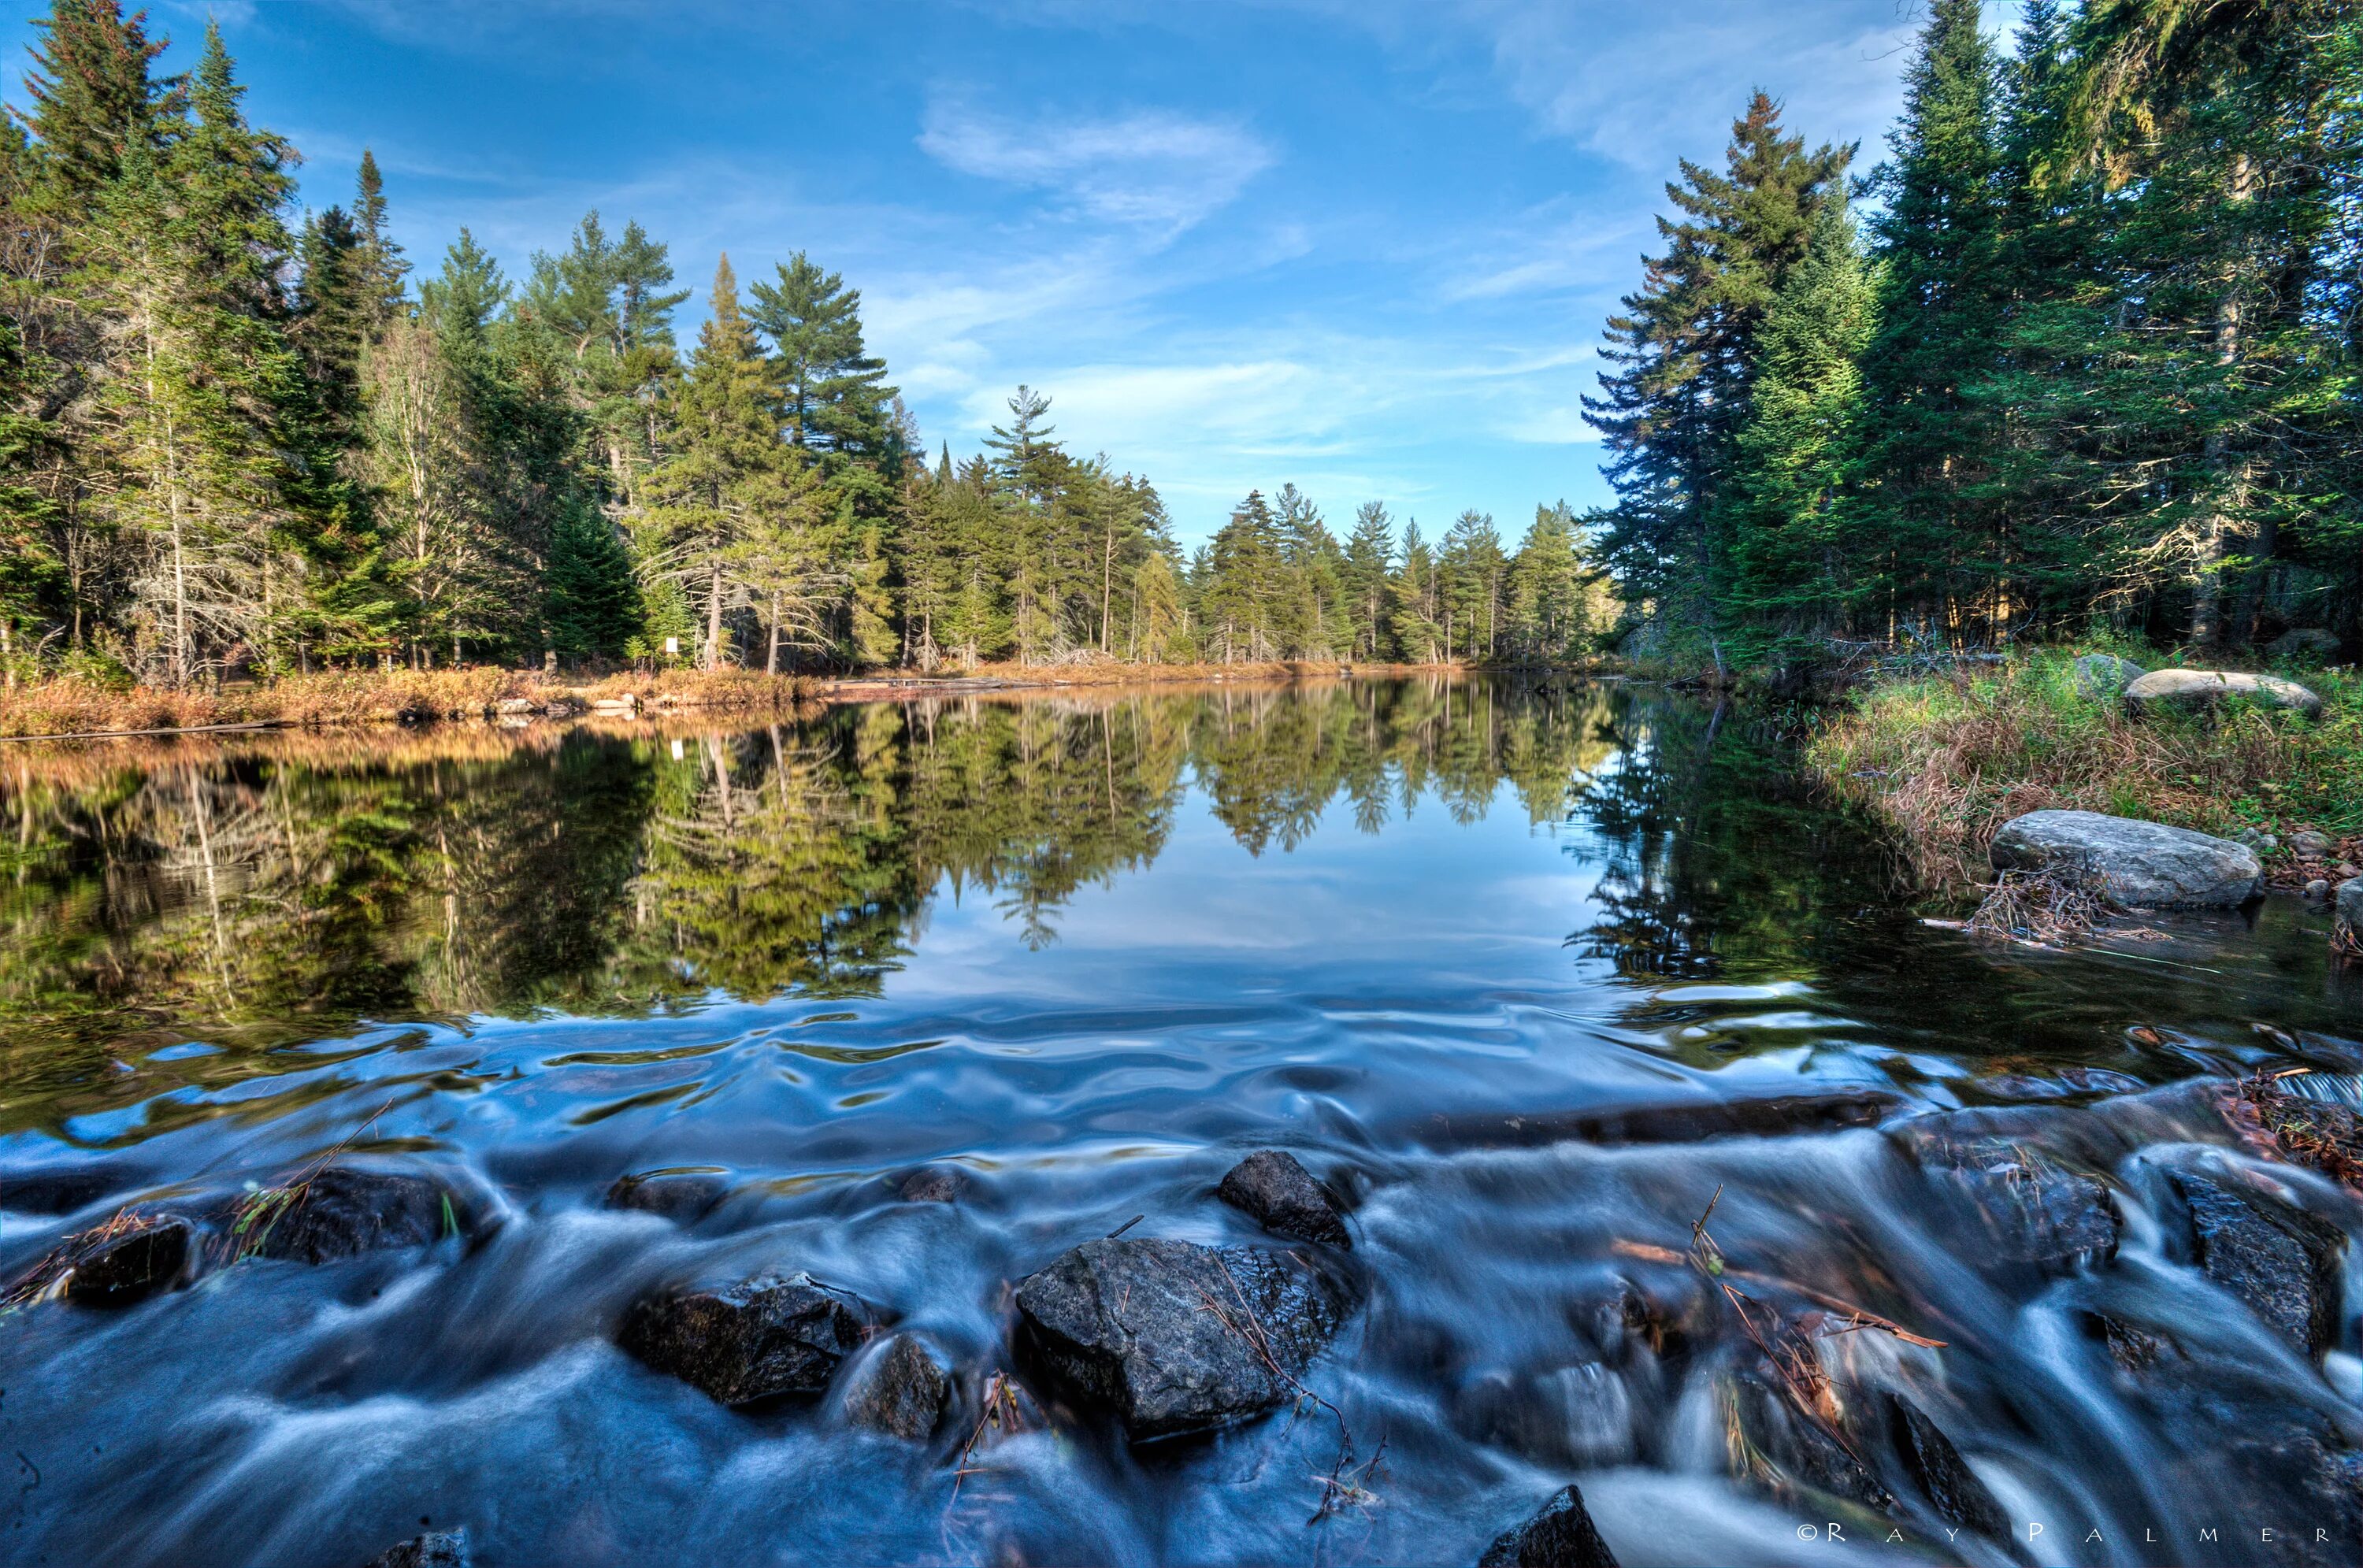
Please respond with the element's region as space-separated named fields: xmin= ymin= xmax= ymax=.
xmin=1808 ymin=650 xmax=2363 ymax=887
xmin=0 ymin=659 xmax=1478 ymax=740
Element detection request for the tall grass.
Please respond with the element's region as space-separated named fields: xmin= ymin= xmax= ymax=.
xmin=1807 ymin=651 xmax=2362 ymax=884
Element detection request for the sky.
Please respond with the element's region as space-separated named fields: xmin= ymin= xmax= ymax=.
xmin=1 ymin=1 xmax=1968 ymax=546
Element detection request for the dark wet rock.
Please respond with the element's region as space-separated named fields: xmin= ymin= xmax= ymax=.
xmin=359 ymin=1532 xmax=467 ymax=1568
xmin=1478 ymin=1483 xmax=1621 ymax=1568
xmin=1218 ymin=1150 xmax=1349 ymax=1248
xmin=1583 ymin=1273 xmax=1714 ymax=1366
xmin=2083 ymin=1311 xmax=2176 ymax=1374
xmin=2169 ymin=1171 xmax=2345 ymax=1355
xmin=2339 ymin=877 xmax=2363 ymax=940
xmin=1729 ymin=1371 xmax=1895 ymax=1512
xmin=1990 ymin=809 xmax=2261 ymax=908
xmin=66 ymin=1214 xmax=193 ymax=1306
xmin=2071 ymin=653 xmax=2145 ymax=702
xmin=843 ymin=1330 xmax=952 ymax=1440
xmin=604 ymin=1169 xmax=728 ymax=1223
xmin=1456 ymin=1362 xmax=1636 ymax=1468
xmin=620 ymin=1271 xmax=870 ymax=1406
xmin=1953 ymin=1160 xmax=2118 ymax=1269
xmin=1885 ymin=1393 xmax=2007 ymax=1538
xmin=1014 ymin=1236 xmax=1352 ymax=1440
xmin=895 ymin=1166 xmax=965 ymax=1203
xmin=2125 ymin=667 xmax=2324 ymax=717
xmin=240 ymin=1166 xmax=462 ymax=1264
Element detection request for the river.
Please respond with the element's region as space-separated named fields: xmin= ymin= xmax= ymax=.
xmin=0 ymin=677 xmax=2356 ymax=1566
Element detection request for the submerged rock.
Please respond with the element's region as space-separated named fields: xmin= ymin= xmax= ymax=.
xmin=1947 ymin=1158 xmax=2119 ymax=1270
xmin=604 ymin=1169 xmax=729 ymax=1223
xmin=2071 ymin=653 xmax=2145 ymax=702
xmin=1990 ymin=809 xmax=2261 ymax=908
xmin=2170 ymin=1171 xmax=2345 ymax=1356
xmin=1728 ymin=1370 xmax=1895 ymax=1512
xmin=358 ymin=1533 xmax=467 ymax=1568
xmin=2124 ymin=668 xmax=2324 ymax=718
xmin=1478 ymin=1484 xmax=1621 ymax=1568
xmin=843 ymin=1330 xmax=952 ymax=1440
xmin=621 ymin=1272 xmax=869 ymax=1406
xmin=1217 ymin=1150 xmax=1350 ymax=1247
xmin=1885 ymin=1393 xmax=2008 ymax=1538
xmin=65 ymin=1214 xmax=194 ymax=1306
xmin=1015 ymin=1236 xmax=1352 ymax=1440
xmin=236 ymin=1166 xmax=463 ymax=1264
xmin=894 ymin=1166 xmax=966 ymax=1204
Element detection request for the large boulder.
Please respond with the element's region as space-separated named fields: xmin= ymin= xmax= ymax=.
xmin=2268 ymin=628 xmax=2343 ymax=664
xmin=2338 ymin=877 xmax=2363 ymax=946
xmin=841 ymin=1331 xmax=952 ymax=1440
xmin=235 ymin=1166 xmax=466 ymax=1263
xmin=1217 ymin=1150 xmax=1350 ymax=1248
xmin=1478 ymin=1484 xmax=1622 ymax=1567
xmin=620 ymin=1272 xmax=870 ymax=1406
xmin=2071 ymin=653 xmax=2145 ymax=702
xmin=1989 ymin=810 xmax=2261 ymax=908
xmin=1014 ymin=1237 xmax=1352 ymax=1440
xmin=2124 ymin=668 xmax=2324 ymax=718
xmin=2169 ymin=1171 xmax=2345 ymax=1356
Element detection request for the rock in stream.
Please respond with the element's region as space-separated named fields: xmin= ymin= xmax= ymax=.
xmin=1015 ymin=1236 xmax=1352 ymax=1440
xmin=621 ymin=1272 xmax=871 ymax=1406
xmin=1478 ymin=1483 xmax=1621 ymax=1567
xmin=2169 ymin=1170 xmax=2345 ymax=1356
xmin=1217 ymin=1150 xmax=1350 ymax=1247
xmin=842 ymin=1331 xmax=952 ymax=1440
xmin=1990 ymin=809 xmax=2261 ymax=908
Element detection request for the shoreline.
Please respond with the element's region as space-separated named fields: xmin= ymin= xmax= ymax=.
xmin=0 ymin=660 xmax=1612 ymax=743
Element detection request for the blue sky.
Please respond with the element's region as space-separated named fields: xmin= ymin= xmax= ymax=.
xmin=3 ymin=1 xmax=1964 ymax=545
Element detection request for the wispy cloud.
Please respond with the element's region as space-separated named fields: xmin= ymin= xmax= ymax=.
xmin=919 ymin=99 xmax=1275 ymax=232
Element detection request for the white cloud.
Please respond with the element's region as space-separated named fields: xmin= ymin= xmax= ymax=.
xmin=918 ymin=100 xmax=1275 ymax=232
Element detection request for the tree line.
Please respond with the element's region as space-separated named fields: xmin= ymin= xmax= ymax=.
xmin=1590 ymin=0 xmax=2361 ymax=673
xmin=0 ymin=2 xmax=1614 ymax=688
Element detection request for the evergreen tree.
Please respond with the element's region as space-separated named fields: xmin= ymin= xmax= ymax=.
xmin=1583 ymin=93 xmax=1851 ymax=672
xmin=1342 ymin=501 xmax=1394 ymax=659
xmin=747 ymin=251 xmax=900 ymax=517
xmin=544 ymin=500 xmax=640 ymax=659
xmin=1724 ymin=196 xmax=1879 ymax=660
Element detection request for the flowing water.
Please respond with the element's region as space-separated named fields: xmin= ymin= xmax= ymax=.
xmin=0 ymin=677 xmax=2357 ymax=1568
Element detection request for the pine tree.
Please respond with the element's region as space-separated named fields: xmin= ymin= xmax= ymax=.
xmin=1341 ymin=502 xmax=1394 ymax=659
xmin=544 ymin=501 xmax=640 ymax=659
xmin=1583 ymin=93 xmax=1852 ymax=672
xmin=1725 ymin=196 xmax=1879 ymax=661
xmin=1860 ymin=0 xmax=2009 ymax=642
xmin=747 ymin=251 xmax=900 ymax=517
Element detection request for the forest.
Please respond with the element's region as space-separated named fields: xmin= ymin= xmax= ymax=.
xmin=0 ymin=2 xmax=1613 ymax=689
xmin=1595 ymin=0 xmax=2362 ymax=675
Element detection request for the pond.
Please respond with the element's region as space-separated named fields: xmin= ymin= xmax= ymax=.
xmin=0 ymin=677 xmax=2357 ymax=1567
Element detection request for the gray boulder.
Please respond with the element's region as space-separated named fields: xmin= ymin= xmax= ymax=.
xmin=1014 ymin=1237 xmax=1352 ymax=1440
xmin=238 ymin=1166 xmax=466 ymax=1263
xmin=2268 ymin=628 xmax=2343 ymax=664
xmin=2071 ymin=653 xmax=2145 ymax=702
xmin=842 ymin=1331 xmax=952 ymax=1440
xmin=1478 ymin=1484 xmax=1621 ymax=1567
xmin=2170 ymin=1171 xmax=2345 ymax=1356
xmin=2339 ymin=877 xmax=2363 ymax=933
xmin=1218 ymin=1150 xmax=1350 ymax=1247
xmin=1990 ymin=810 xmax=2261 ymax=908
xmin=2124 ymin=668 xmax=2324 ymax=718
xmin=2291 ymin=830 xmax=2331 ymax=859
xmin=620 ymin=1271 xmax=869 ymax=1405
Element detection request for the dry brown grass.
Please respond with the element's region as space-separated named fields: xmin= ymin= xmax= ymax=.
xmin=1808 ymin=652 xmax=2363 ymax=890
xmin=0 ymin=666 xmax=822 ymax=740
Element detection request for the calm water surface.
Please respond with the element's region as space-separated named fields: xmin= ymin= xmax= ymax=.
xmin=0 ymin=678 xmax=2357 ymax=1566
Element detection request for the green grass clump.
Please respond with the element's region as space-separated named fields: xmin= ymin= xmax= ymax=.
xmin=1806 ymin=650 xmax=2362 ymax=884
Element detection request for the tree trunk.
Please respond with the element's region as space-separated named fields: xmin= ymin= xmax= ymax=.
xmin=2193 ymin=151 xmax=2255 ymax=648
xmin=705 ymin=552 xmax=725 ymax=672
